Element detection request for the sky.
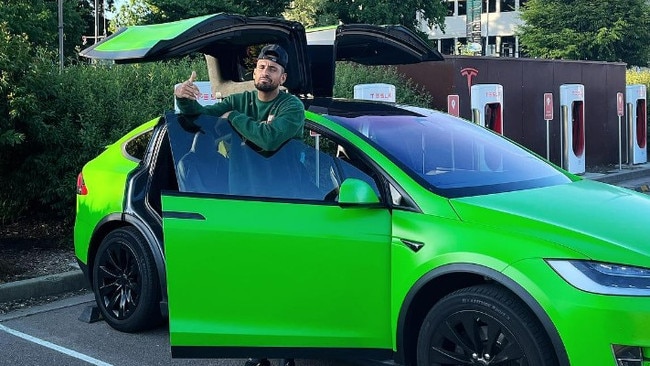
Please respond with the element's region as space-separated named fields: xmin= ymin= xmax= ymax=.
xmin=113 ymin=0 xmax=126 ymax=10
xmin=106 ymin=0 xmax=126 ymax=18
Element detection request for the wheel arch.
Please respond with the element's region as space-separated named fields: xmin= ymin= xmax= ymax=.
xmin=86 ymin=214 xmax=128 ymax=283
xmin=395 ymin=263 xmax=569 ymax=366
xmin=88 ymin=214 xmax=168 ymax=317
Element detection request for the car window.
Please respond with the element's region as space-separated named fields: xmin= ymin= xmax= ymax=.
xmin=328 ymin=113 xmax=571 ymax=198
xmin=302 ymin=126 xmax=383 ymax=201
xmin=124 ymin=129 xmax=153 ymax=162
xmin=165 ymin=113 xmax=381 ymax=203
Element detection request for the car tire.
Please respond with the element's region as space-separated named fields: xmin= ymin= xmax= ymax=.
xmin=417 ymin=284 xmax=556 ymax=366
xmin=92 ymin=227 xmax=163 ymax=332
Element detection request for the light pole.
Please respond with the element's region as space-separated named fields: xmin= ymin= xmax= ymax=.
xmin=484 ymin=0 xmax=489 ymax=55
xmin=58 ymin=0 xmax=63 ymax=71
xmin=94 ymin=0 xmax=99 ymax=44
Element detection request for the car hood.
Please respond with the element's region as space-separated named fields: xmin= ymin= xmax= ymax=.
xmin=449 ymin=179 xmax=650 ymax=265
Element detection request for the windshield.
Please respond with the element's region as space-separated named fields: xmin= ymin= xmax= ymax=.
xmin=330 ymin=113 xmax=571 ymax=198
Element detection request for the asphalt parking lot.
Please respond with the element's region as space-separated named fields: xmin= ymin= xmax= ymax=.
xmin=0 ymin=294 xmax=219 ymax=365
xmin=0 ymin=294 xmax=356 ymax=366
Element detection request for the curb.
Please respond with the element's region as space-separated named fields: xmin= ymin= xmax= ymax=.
xmin=0 ymin=270 xmax=88 ymax=303
xmin=587 ymin=164 xmax=650 ymax=185
xmin=0 ymin=293 xmax=95 ymax=322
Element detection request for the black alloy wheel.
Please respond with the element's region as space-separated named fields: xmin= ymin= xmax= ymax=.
xmin=417 ymin=284 xmax=557 ymax=366
xmin=92 ymin=227 xmax=163 ymax=332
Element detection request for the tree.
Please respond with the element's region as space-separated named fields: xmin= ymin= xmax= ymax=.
xmin=284 ymin=0 xmax=337 ymax=28
xmin=518 ymin=0 xmax=650 ymax=67
xmin=320 ymin=0 xmax=447 ymax=39
xmin=142 ymin=0 xmax=291 ymax=24
xmin=109 ymin=0 xmax=153 ymax=32
xmin=0 ymin=0 xmax=93 ymax=60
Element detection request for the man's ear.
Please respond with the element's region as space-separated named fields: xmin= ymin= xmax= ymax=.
xmin=280 ymin=72 xmax=287 ymax=85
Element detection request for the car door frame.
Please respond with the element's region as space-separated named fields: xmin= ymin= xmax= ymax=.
xmin=161 ymin=113 xmax=395 ymax=360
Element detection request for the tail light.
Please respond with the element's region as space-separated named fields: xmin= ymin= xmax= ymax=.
xmin=77 ymin=173 xmax=88 ymax=195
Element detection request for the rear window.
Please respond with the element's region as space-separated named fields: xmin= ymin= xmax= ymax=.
xmin=124 ymin=129 xmax=153 ymax=162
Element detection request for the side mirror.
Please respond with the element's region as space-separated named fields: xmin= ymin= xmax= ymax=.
xmin=338 ymin=178 xmax=381 ymax=206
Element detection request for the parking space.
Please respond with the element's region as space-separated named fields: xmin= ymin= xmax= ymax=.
xmin=0 ymin=294 xmax=357 ymax=366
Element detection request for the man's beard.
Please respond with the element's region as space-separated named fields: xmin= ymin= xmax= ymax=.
xmin=255 ymin=79 xmax=278 ymax=92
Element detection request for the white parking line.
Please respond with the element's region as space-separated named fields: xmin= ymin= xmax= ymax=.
xmin=0 ymin=323 xmax=113 ymax=366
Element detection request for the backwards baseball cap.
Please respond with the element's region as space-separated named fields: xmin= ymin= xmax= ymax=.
xmin=257 ymin=44 xmax=288 ymax=69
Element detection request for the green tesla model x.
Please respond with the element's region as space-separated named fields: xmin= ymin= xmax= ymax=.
xmin=75 ymin=13 xmax=650 ymax=366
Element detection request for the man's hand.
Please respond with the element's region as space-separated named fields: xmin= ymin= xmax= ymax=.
xmin=174 ymin=71 xmax=201 ymax=100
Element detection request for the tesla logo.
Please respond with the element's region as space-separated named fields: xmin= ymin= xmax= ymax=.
xmin=448 ymin=95 xmax=459 ymax=117
xmin=369 ymin=92 xmax=394 ymax=100
xmin=198 ymin=92 xmax=219 ymax=101
xmin=461 ymin=67 xmax=479 ymax=95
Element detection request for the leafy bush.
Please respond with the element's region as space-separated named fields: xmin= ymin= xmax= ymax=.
xmin=0 ymin=22 xmax=60 ymax=222
xmin=0 ymin=56 xmax=207 ymax=222
xmin=56 ymin=58 xmax=208 ymax=150
xmin=627 ymin=68 xmax=650 ymax=88
xmin=334 ymin=62 xmax=433 ymax=108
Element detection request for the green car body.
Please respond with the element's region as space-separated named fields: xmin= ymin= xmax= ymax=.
xmin=75 ymin=13 xmax=650 ymax=366
xmin=74 ymin=118 xmax=158 ymax=265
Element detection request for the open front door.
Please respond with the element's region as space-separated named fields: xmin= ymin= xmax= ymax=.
xmin=161 ymin=113 xmax=393 ymax=359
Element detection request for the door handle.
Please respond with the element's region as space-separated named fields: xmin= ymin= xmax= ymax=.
xmin=163 ymin=211 xmax=206 ymax=220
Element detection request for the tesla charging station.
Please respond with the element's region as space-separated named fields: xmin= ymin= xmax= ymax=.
xmin=471 ymin=84 xmax=503 ymax=135
xmin=560 ymin=84 xmax=585 ymax=174
xmin=354 ymin=83 xmax=396 ymax=103
xmin=626 ymin=84 xmax=647 ymax=164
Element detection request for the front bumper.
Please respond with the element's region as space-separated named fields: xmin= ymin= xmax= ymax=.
xmin=504 ymin=258 xmax=650 ymax=365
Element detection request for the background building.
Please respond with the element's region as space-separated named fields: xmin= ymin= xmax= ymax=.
xmin=425 ymin=0 xmax=528 ymax=57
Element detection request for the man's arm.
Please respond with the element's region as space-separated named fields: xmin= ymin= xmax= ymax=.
xmin=176 ymin=97 xmax=205 ymax=115
xmin=228 ymin=96 xmax=304 ymax=151
xmin=174 ymin=71 xmax=232 ymax=117
xmin=176 ymin=97 xmax=232 ymax=117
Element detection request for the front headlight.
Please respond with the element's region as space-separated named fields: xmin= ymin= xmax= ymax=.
xmin=547 ymin=260 xmax=650 ymax=296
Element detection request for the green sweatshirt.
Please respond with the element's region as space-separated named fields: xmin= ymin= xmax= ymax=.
xmin=176 ymin=90 xmax=305 ymax=151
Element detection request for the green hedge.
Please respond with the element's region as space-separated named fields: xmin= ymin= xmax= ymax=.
xmin=334 ymin=62 xmax=433 ymax=107
xmin=0 ymin=53 xmax=430 ymax=223
xmin=0 ymin=54 xmax=208 ymax=222
xmin=626 ymin=69 xmax=650 ymax=88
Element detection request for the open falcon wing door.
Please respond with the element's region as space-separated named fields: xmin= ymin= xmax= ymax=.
xmin=306 ymin=24 xmax=443 ymax=97
xmin=79 ymin=13 xmax=312 ymax=95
